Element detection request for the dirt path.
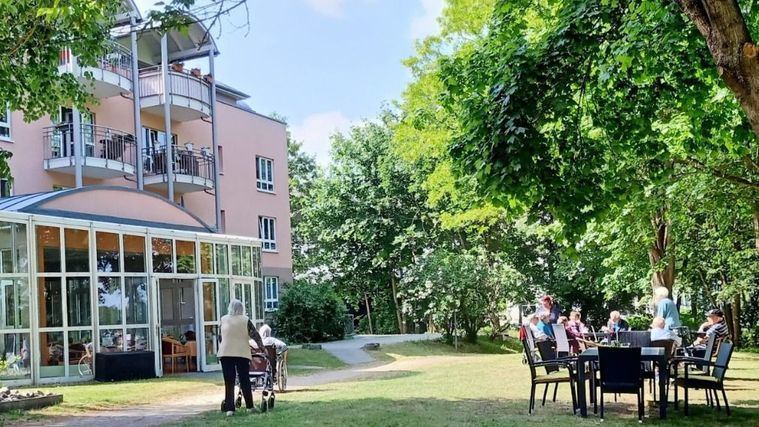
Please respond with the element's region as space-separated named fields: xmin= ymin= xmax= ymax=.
xmin=12 ymin=356 xmax=457 ymax=427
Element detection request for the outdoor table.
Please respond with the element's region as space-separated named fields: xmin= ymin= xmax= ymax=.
xmin=575 ymin=347 xmax=668 ymax=419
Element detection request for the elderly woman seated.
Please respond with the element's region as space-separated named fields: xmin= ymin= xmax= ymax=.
xmin=527 ymin=314 xmax=551 ymax=342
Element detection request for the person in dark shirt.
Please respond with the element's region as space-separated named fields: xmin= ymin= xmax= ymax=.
xmin=536 ymin=295 xmax=562 ymax=324
xmin=694 ymin=309 xmax=729 ymax=346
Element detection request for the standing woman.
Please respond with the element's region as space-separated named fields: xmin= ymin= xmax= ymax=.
xmin=537 ymin=295 xmax=562 ymax=324
xmin=218 ymin=299 xmax=265 ymax=416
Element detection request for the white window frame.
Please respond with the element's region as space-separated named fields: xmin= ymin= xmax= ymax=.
xmin=258 ymin=217 xmax=277 ymax=252
xmin=0 ymin=104 xmax=11 ymax=142
xmin=264 ymin=276 xmax=279 ymax=312
xmin=256 ymin=156 xmax=274 ymax=193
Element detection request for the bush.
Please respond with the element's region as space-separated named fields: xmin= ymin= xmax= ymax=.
xmin=277 ymin=282 xmax=347 ymax=343
xmin=626 ymin=314 xmax=652 ymax=331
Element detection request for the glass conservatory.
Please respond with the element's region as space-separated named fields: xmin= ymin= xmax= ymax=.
xmin=0 ymin=186 xmax=264 ymax=385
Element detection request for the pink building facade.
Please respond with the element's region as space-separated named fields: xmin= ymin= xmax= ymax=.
xmin=0 ymin=4 xmax=292 ymax=384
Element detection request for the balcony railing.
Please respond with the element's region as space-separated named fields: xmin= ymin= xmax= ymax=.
xmin=139 ymin=66 xmax=211 ymax=107
xmin=43 ymin=123 xmax=137 ymax=167
xmin=143 ymin=146 xmax=215 ymax=183
xmin=59 ymin=41 xmax=133 ymax=81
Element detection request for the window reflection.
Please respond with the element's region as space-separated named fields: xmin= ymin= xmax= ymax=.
xmin=39 ymin=331 xmax=64 ymax=378
xmin=124 ymin=235 xmax=146 ymax=272
xmin=0 ymin=223 xmax=25 ymax=273
xmin=200 ymin=243 xmax=213 ymax=274
xmin=0 ymin=333 xmax=31 ymax=380
xmin=1 ymin=279 xmax=29 ymax=329
xmin=152 ymin=238 xmax=173 ymax=273
xmin=231 ymin=245 xmax=241 ymax=276
xmin=64 ymin=228 xmax=89 ymax=272
xmin=241 ymin=246 xmax=252 ymax=277
xmin=126 ymin=328 xmax=148 ymax=351
xmin=67 ymin=278 xmax=91 ymax=327
xmin=125 ymin=277 xmax=148 ymax=324
xmin=176 ymin=240 xmax=195 ymax=274
xmin=36 ymin=226 xmax=61 ymax=272
xmin=215 ymin=244 xmax=228 ymax=275
xmin=202 ymin=281 xmax=217 ymax=322
xmin=99 ymin=329 xmax=123 ymax=352
xmin=38 ymin=278 xmax=62 ymax=328
xmin=96 ymin=232 xmax=120 ymax=272
xmin=67 ymin=330 xmax=92 ymax=376
xmin=98 ymin=277 xmax=122 ymax=326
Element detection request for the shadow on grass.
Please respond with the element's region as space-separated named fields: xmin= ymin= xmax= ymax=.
xmin=180 ymin=396 xmax=759 ymax=427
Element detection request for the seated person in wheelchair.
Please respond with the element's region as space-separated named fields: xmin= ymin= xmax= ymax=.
xmin=257 ymin=324 xmax=288 ymax=354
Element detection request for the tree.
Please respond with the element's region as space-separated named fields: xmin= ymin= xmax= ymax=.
xmin=298 ymin=116 xmax=433 ymax=334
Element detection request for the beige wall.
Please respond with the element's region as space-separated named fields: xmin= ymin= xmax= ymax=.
xmin=3 ymin=93 xmax=292 ymax=281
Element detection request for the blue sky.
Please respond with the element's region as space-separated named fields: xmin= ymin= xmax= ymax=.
xmin=134 ymin=0 xmax=444 ymax=163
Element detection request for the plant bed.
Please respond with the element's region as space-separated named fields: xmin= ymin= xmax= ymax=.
xmin=0 ymin=388 xmax=62 ymax=412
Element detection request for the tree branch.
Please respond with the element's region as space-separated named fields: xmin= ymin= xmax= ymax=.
xmin=678 ymin=157 xmax=759 ymax=189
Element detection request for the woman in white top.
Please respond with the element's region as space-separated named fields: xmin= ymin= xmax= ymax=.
xmin=218 ymin=299 xmax=265 ymax=416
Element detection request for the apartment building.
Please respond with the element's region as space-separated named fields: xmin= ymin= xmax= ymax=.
xmin=0 ymin=3 xmax=292 ymax=384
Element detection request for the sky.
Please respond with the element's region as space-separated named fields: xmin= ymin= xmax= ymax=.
xmin=133 ymin=0 xmax=445 ymax=164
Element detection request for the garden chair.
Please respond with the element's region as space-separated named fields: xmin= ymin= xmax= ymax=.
xmin=674 ymin=341 xmax=734 ymax=416
xmin=597 ymin=347 xmax=645 ymax=422
xmin=551 ymin=324 xmax=572 ymax=356
xmin=161 ymin=337 xmax=190 ymax=373
xmin=672 ymin=333 xmax=719 ymax=407
xmin=521 ymin=337 xmax=577 ymax=415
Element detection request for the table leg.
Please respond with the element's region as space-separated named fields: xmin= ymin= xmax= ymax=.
xmin=658 ymin=358 xmax=668 ymax=419
xmin=577 ymin=359 xmax=587 ymax=417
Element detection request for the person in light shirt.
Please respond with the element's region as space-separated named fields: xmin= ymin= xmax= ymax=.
xmin=650 ymin=316 xmax=675 ymax=341
xmin=256 ymin=324 xmax=288 ymax=353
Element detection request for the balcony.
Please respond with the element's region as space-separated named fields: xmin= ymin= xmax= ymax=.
xmin=59 ymin=42 xmax=133 ymax=98
xmin=43 ymin=124 xmax=138 ymax=178
xmin=139 ymin=66 xmax=212 ymax=122
xmin=143 ymin=146 xmax=215 ymax=193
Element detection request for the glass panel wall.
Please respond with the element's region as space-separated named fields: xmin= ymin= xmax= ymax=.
xmin=64 ymin=229 xmax=89 ymax=273
xmin=96 ymin=232 xmax=119 ymax=273
xmin=124 ymin=235 xmax=145 ymax=272
xmin=200 ymin=243 xmax=213 ymax=274
xmin=0 ymin=221 xmax=30 ymax=381
xmin=36 ymin=226 xmax=60 ymax=272
xmin=176 ymin=241 xmax=195 ymax=274
xmin=151 ymin=238 xmax=173 ymax=273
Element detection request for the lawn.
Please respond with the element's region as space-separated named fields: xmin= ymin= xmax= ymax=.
xmin=182 ymin=340 xmax=759 ymax=427
xmin=0 ymin=348 xmax=341 ymax=424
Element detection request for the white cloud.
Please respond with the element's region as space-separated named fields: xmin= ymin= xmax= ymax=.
xmin=291 ymin=111 xmax=354 ymax=165
xmin=410 ymin=0 xmax=445 ymax=40
xmin=304 ymin=0 xmax=346 ymax=18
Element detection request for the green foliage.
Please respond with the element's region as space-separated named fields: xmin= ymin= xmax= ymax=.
xmin=277 ymin=282 xmax=346 ymax=343
xmin=626 ymin=314 xmax=652 ymax=332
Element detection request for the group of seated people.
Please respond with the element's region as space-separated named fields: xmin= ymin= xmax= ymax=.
xmin=524 ymin=291 xmax=730 ymax=354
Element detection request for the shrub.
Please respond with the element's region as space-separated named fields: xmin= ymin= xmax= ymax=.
xmin=277 ymin=281 xmax=347 ymax=343
xmin=626 ymin=314 xmax=652 ymax=331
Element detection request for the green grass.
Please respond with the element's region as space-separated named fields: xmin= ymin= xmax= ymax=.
xmin=287 ymin=348 xmax=346 ymax=376
xmin=183 ymin=341 xmax=759 ymax=427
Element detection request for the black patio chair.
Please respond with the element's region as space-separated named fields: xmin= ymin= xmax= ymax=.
xmin=617 ymin=331 xmax=652 ymax=348
xmin=671 ymin=333 xmax=719 ymax=408
xmin=597 ymin=346 xmax=645 ymax=422
xmin=521 ymin=338 xmax=577 ymax=415
xmin=674 ymin=341 xmax=734 ymax=416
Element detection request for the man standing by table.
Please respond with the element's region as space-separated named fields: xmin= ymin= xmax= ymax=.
xmin=654 ymin=287 xmax=681 ymax=330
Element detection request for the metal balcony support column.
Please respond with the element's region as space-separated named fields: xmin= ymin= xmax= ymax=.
xmin=161 ymin=34 xmax=175 ymax=202
xmin=131 ymin=16 xmax=144 ymax=190
xmin=209 ymin=53 xmax=222 ymax=232
xmin=72 ymin=105 xmax=83 ymax=188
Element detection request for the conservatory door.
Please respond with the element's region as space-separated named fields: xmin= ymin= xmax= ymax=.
xmin=199 ymin=279 xmax=220 ymax=371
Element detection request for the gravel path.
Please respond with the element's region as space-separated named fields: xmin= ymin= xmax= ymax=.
xmin=12 ymin=334 xmax=443 ymax=427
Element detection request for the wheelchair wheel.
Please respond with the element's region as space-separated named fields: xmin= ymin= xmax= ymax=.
xmin=277 ymin=359 xmax=287 ymax=392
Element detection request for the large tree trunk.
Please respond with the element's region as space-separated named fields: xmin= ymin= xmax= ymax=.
xmin=675 ymin=0 xmax=759 ymax=138
xmin=649 ymin=208 xmax=676 ymax=292
xmin=390 ymin=275 xmax=406 ymax=334
xmin=732 ymin=293 xmax=742 ymax=346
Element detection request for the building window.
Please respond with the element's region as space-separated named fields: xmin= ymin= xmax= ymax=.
xmin=258 ymin=217 xmax=276 ymax=252
xmin=264 ymin=276 xmax=279 ymax=311
xmin=0 ymin=179 xmax=11 ymax=198
xmin=0 ymin=105 xmax=10 ymax=140
xmin=256 ymin=157 xmax=274 ymax=192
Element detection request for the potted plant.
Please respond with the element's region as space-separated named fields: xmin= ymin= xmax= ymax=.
xmin=171 ymin=62 xmax=184 ymax=72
